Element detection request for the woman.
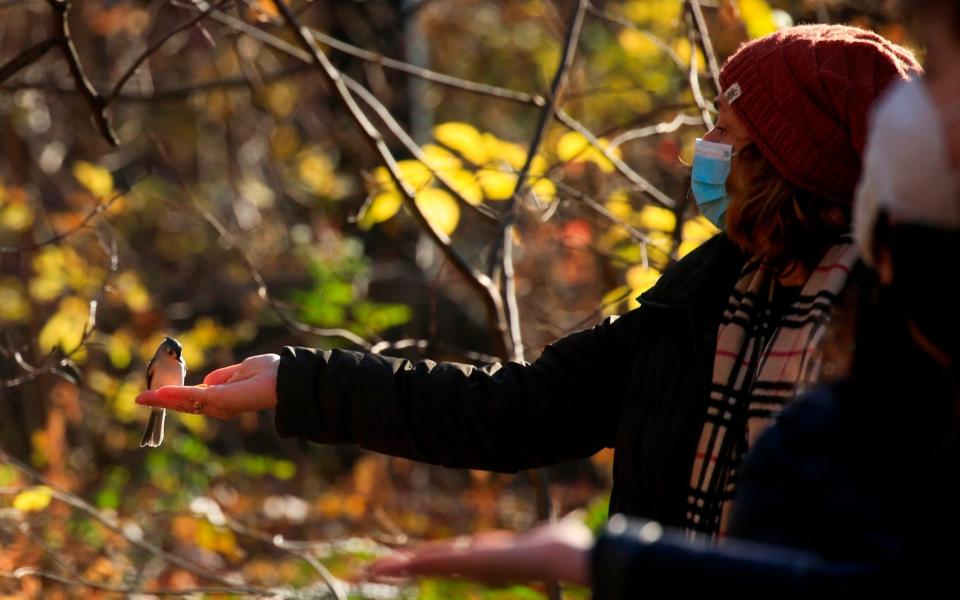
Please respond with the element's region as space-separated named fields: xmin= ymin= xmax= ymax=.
xmin=368 ymin=1 xmax=960 ymax=594
xmin=136 ymin=25 xmax=919 ymax=537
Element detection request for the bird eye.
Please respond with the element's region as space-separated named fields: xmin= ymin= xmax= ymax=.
xmin=167 ymin=349 xmax=174 ymax=356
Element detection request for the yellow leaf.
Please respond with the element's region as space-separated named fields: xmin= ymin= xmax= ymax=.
xmin=618 ymin=30 xmax=659 ymax=59
xmin=477 ymin=168 xmax=518 ymax=201
xmin=444 ymin=170 xmax=484 ymax=205
xmin=0 ymin=278 xmax=31 ymax=322
xmin=605 ymin=193 xmax=632 ymax=221
xmin=556 ymin=132 xmax=621 ymax=172
xmin=358 ymin=191 xmax=403 ymax=230
xmin=113 ymin=271 xmax=151 ymax=312
xmin=264 ymin=81 xmax=297 ymax=118
xmin=626 ymin=264 xmax=661 ymax=295
xmin=108 ymin=329 xmax=133 ymax=370
xmin=433 ymin=122 xmax=489 ymax=165
xmin=530 ymin=176 xmax=556 ymax=202
xmin=298 ymin=151 xmax=336 ymax=196
xmin=415 ymin=188 xmax=460 ymax=235
xmin=113 ymin=376 xmax=141 ymax=424
xmin=420 ymin=144 xmax=462 ymax=173
xmin=636 ymin=206 xmax=676 ymax=233
xmin=683 ymin=216 xmax=719 ymax=243
xmin=269 ymin=124 xmax=300 ymax=159
xmin=13 ymin=486 xmax=53 ymax=512
xmin=72 ymin=161 xmax=113 ymax=198
xmin=373 ymin=161 xmax=432 ymax=193
xmin=601 ymin=285 xmax=631 ymax=316
xmin=482 ymin=134 xmax=528 ymax=170
xmin=38 ymin=296 xmax=90 ymax=355
xmin=738 ymin=0 xmax=778 ymax=39
xmin=0 ymin=203 xmax=33 ymax=232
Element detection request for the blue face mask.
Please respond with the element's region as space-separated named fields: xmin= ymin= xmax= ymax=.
xmin=691 ymin=138 xmax=735 ymax=231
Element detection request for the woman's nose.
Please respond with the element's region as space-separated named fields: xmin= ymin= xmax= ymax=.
xmin=702 ymin=127 xmax=722 ymax=143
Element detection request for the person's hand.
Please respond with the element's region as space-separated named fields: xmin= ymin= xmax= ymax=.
xmin=135 ymin=354 xmax=280 ymax=419
xmin=366 ymin=518 xmax=593 ymax=586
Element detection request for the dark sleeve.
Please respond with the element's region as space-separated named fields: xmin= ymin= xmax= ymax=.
xmin=590 ymin=516 xmax=880 ymax=598
xmin=273 ymin=309 xmax=642 ymax=472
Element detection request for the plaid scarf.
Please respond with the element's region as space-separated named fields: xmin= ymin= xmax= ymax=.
xmin=685 ymin=240 xmax=858 ymax=537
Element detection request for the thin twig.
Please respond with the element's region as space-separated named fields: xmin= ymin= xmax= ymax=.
xmin=497 ymin=0 xmax=589 ymax=362
xmin=181 ymin=1 xmax=674 ymax=217
xmin=151 ymin=140 xmax=374 ymax=350
xmin=46 ymin=0 xmax=118 ymax=145
xmin=0 ymin=175 xmax=147 ymax=254
xmin=555 ymin=109 xmax=675 ymax=208
xmin=106 ymin=0 xmax=232 ymax=105
xmin=0 ymin=568 xmax=271 ymax=597
xmin=272 ymin=0 xmax=511 ymax=358
xmin=686 ymin=0 xmax=722 ymax=96
xmin=585 ymin=1 xmax=686 ymax=72
xmin=0 ymin=448 xmax=263 ymax=593
xmin=0 ymin=37 xmax=58 ymax=84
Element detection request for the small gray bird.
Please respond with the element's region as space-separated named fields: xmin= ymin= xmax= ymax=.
xmin=141 ymin=336 xmax=186 ymax=448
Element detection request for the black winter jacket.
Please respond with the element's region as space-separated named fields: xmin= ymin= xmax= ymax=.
xmin=274 ymin=233 xmax=747 ymax=526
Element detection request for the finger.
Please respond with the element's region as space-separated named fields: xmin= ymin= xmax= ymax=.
xmin=203 ymin=364 xmax=243 ymax=385
xmin=366 ymin=556 xmax=413 ymax=578
xmin=136 ymin=385 xmax=207 ymax=413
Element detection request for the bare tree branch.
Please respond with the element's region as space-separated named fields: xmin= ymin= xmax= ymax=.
xmin=272 ymin=0 xmax=511 ymax=358
xmin=0 ymin=37 xmax=58 ymax=85
xmin=0 ymin=175 xmax=147 ymax=254
xmin=105 ymin=0 xmax=233 ymax=106
xmin=0 ymin=568 xmax=271 ymax=597
xmin=151 ymin=140 xmax=375 ymax=351
xmin=686 ymin=0 xmax=722 ymax=96
xmin=0 ymin=448 xmax=264 ymax=593
xmin=497 ymin=0 xmax=589 ymax=362
xmin=46 ymin=0 xmax=118 ymax=146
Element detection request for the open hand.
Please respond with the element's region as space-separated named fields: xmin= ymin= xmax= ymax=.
xmin=135 ymin=354 xmax=280 ymax=419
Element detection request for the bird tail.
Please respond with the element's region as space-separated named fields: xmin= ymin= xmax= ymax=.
xmin=140 ymin=408 xmax=166 ymax=447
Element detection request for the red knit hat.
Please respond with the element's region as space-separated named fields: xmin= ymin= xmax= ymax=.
xmin=719 ymin=24 xmax=921 ymax=204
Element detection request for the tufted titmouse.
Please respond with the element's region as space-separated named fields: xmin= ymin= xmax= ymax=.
xmin=141 ymin=336 xmax=186 ymax=447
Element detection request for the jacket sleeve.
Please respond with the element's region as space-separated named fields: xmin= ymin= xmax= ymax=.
xmin=590 ymin=516 xmax=880 ymax=598
xmin=273 ymin=309 xmax=642 ymax=472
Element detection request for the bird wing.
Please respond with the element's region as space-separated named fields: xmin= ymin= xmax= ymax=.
xmin=145 ymin=356 xmax=156 ymax=389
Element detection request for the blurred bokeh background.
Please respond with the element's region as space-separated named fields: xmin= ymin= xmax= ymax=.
xmin=0 ymin=0 xmax=910 ymax=597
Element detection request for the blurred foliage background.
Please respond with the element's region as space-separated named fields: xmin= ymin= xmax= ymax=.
xmin=0 ymin=0 xmax=909 ymax=597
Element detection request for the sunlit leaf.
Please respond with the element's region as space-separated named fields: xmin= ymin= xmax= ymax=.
xmin=433 ymin=122 xmax=489 ymax=165
xmin=626 ymin=264 xmax=661 ymax=296
xmin=482 ymin=134 xmax=528 ymax=170
xmin=415 ymin=188 xmax=460 ymax=235
xmin=738 ymin=0 xmax=778 ymax=39
xmin=38 ymin=295 xmax=90 ymax=355
xmin=0 ymin=202 xmax=33 ymax=232
xmin=444 ymin=170 xmax=484 ymax=205
xmin=358 ymin=191 xmax=403 ymax=230
xmin=0 ymin=278 xmax=31 ymax=322
xmin=636 ymin=205 xmax=676 ymax=233
xmin=13 ymin=486 xmax=53 ymax=512
xmin=107 ymin=329 xmax=133 ymax=369
xmin=530 ymin=176 xmax=556 ymax=202
xmin=477 ymin=168 xmax=518 ymax=201
xmin=72 ymin=161 xmax=113 ymax=198
xmin=683 ymin=216 xmax=719 ymax=243
xmin=420 ymin=144 xmax=462 ymax=173
xmin=618 ymin=29 xmax=659 ymax=59
xmin=556 ymin=131 xmax=621 ymax=172
xmin=112 ymin=271 xmax=151 ymax=312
